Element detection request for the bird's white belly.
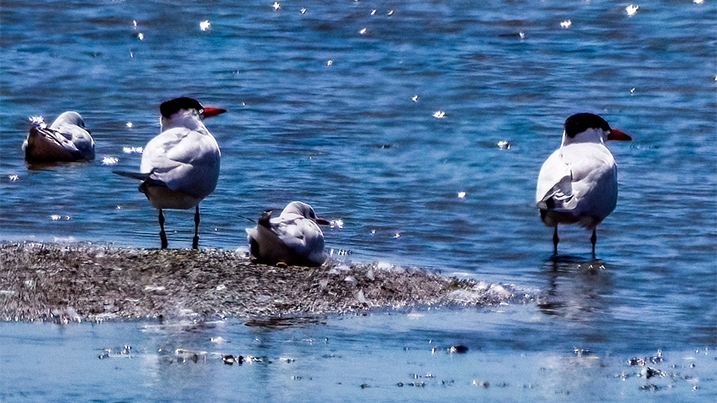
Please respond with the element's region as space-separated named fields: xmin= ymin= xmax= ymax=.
xmin=141 ymin=184 xmax=202 ymax=210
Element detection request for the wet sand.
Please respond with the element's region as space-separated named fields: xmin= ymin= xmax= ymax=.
xmin=0 ymin=242 xmax=529 ymax=322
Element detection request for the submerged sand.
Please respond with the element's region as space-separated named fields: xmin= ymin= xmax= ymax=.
xmin=0 ymin=242 xmax=530 ymax=322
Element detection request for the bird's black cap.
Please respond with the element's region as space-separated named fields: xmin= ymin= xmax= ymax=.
xmin=564 ymin=113 xmax=611 ymax=138
xmin=159 ymin=97 xmax=204 ymax=119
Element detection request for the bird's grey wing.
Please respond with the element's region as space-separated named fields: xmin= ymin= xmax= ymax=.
xmin=276 ymin=218 xmax=325 ymax=258
xmin=65 ymin=126 xmax=95 ymax=159
xmin=536 ymin=150 xmax=574 ymax=211
xmin=39 ymin=126 xmax=81 ymax=153
xmin=140 ymin=128 xmax=219 ymax=197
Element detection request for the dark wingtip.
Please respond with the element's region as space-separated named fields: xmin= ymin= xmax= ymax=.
xmin=258 ymin=210 xmax=274 ymax=227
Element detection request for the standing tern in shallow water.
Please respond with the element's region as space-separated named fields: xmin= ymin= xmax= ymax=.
xmin=535 ymin=113 xmax=632 ymax=256
xmin=246 ymin=201 xmax=331 ymax=266
xmin=23 ymin=111 xmax=95 ymax=162
xmin=115 ymin=97 xmax=226 ymax=249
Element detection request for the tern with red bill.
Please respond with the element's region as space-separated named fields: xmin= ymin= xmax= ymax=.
xmin=246 ymin=201 xmax=331 ymax=266
xmin=115 ymin=97 xmax=226 ymax=249
xmin=535 ymin=113 xmax=632 ymax=256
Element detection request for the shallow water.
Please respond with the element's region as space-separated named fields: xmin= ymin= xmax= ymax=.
xmin=1 ymin=0 xmax=716 ymax=401
xmin=2 ymin=310 xmax=715 ymax=402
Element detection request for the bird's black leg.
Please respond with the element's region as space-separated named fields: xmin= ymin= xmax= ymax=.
xmin=552 ymin=225 xmax=559 ymax=256
xmin=159 ymin=209 xmax=168 ymax=249
xmin=192 ymin=205 xmax=200 ymax=250
xmin=591 ymin=228 xmax=597 ymax=258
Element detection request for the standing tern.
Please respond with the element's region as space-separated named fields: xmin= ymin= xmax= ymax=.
xmin=23 ymin=111 xmax=95 ymax=162
xmin=535 ymin=113 xmax=632 ymax=256
xmin=115 ymin=97 xmax=226 ymax=249
xmin=246 ymin=201 xmax=331 ymax=266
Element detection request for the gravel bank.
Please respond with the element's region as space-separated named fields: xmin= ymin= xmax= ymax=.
xmin=0 ymin=242 xmax=530 ymax=322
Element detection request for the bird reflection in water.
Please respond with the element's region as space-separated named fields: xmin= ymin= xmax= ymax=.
xmin=536 ymin=255 xmax=615 ymax=320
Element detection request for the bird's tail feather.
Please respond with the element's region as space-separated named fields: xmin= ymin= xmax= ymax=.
xmin=113 ymin=170 xmax=150 ymax=181
xmin=113 ymin=170 xmax=169 ymax=189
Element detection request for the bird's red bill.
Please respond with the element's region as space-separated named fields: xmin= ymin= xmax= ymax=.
xmin=202 ymin=106 xmax=227 ymax=118
xmin=607 ymin=128 xmax=632 ymax=141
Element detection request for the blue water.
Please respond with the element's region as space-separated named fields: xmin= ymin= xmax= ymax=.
xmin=1 ymin=0 xmax=716 ymax=401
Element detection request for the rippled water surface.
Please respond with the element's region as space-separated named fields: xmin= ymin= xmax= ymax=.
xmin=1 ymin=0 xmax=716 ymax=401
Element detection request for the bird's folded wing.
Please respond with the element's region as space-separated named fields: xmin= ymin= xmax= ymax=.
xmin=274 ymin=219 xmax=314 ymax=254
xmin=536 ymin=152 xmax=575 ymax=211
xmin=162 ymin=128 xmax=217 ymax=165
xmin=65 ymin=127 xmax=95 ymax=156
xmin=35 ymin=127 xmax=83 ymax=156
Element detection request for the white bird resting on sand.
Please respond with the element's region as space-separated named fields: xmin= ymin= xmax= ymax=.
xmin=23 ymin=111 xmax=95 ymax=162
xmin=535 ymin=112 xmax=632 ymax=256
xmin=114 ymin=97 xmax=226 ymax=249
xmin=246 ymin=201 xmax=331 ymax=266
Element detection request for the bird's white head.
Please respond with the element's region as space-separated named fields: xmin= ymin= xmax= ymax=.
xmin=54 ymin=111 xmax=86 ymax=129
xmin=561 ymin=113 xmax=632 ymax=147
